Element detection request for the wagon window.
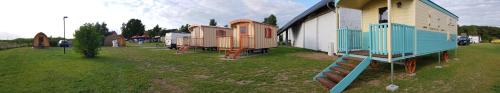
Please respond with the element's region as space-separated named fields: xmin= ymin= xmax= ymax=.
xmin=216 ymin=30 xmax=225 ymax=37
xmin=265 ymin=28 xmax=272 ymax=38
xmin=379 ymin=7 xmax=388 ymax=23
xmin=240 ymin=26 xmax=248 ymax=34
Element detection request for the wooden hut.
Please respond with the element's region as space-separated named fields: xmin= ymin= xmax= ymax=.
xmin=189 ymin=25 xmax=231 ymax=50
xmin=313 ymin=0 xmax=459 ymax=92
xmin=176 ymin=36 xmax=191 ymax=53
xmin=32 ymin=32 xmax=50 ymax=48
xmin=104 ymin=31 xmax=126 ymax=47
xmin=117 ymin=35 xmax=126 ymax=47
xmin=217 ymin=19 xmax=278 ymax=59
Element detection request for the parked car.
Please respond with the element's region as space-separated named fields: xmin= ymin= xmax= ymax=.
xmin=58 ymin=40 xmax=71 ymax=47
xmin=457 ymin=36 xmax=470 ymax=46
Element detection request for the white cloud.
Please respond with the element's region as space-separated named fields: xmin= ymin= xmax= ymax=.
xmin=3 ymin=0 xmax=498 ymax=39
xmin=0 ymin=0 xmax=306 ymax=39
xmin=433 ymin=0 xmax=500 ymax=27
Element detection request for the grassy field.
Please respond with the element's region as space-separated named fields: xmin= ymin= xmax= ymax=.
xmin=0 ymin=43 xmax=499 ymax=92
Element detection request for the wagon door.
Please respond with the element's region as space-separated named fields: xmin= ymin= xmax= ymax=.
xmin=238 ymin=23 xmax=250 ymax=48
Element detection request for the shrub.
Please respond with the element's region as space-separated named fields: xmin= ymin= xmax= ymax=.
xmin=73 ymin=23 xmax=103 ymax=58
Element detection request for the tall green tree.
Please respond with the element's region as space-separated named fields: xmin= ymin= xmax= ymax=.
xmin=95 ymin=22 xmax=109 ymax=36
xmin=147 ymin=24 xmax=162 ymax=37
xmin=209 ymin=19 xmax=217 ymax=26
xmin=178 ymin=24 xmax=190 ymax=33
xmin=121 ymin=19 xmax=145 ymax=38
xmin=458 ymin=25 xmax=500 ymax=42
xmin=73 ymin=23 xmax=103 ymax=58
xmin=263 ymin=14 xmax=277 ymax=27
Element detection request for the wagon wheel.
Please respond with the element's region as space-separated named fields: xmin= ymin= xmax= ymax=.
xmin=369 ymin=60 xmax=380 ymax=68
xmin=442 ymin=51 xmax=449 ymax=63
xmin=405 ymin=59 xmax=417 ymax=74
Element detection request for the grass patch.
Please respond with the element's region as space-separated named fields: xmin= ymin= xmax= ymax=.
xmin=0 ymin=44 xmax=499 ymax=92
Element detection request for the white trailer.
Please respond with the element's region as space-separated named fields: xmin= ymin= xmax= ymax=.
xmin=165 ymin=33 xmax=190 ymax=49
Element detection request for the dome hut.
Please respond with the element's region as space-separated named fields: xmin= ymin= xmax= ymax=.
xmin=32 ymin=32 xmax=50 ymax=48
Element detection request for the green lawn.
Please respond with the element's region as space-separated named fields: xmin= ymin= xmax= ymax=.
xmin=0 ymin=44 xmax=499 ymax=92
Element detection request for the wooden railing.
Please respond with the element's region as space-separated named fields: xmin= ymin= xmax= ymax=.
xmin=369 ymin=23 xmax=415 ymax=55
xmin=337 ymin=28 xmax=362 ymax=53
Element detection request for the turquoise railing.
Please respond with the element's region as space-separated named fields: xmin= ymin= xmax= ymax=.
xmin=369 ymin=23 xmax=415 ymax=56
xmin=369 ymin=23 xmax=389 ymax=55
xmin=337 ymin=28 xmax=362 ymax=53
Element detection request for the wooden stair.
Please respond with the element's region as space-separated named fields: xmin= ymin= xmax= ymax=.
xmin=224 ymin=48 xmax=245 ymax=59
xmin=314 ymin=56 xmax=371 ymax=93
xmin=176 ymin=45 xmax=190 ymax=54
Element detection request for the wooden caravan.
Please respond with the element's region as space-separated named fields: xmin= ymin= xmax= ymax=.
xmin=217 ymin=19 xmax=278 ymax=59
xmin=32 ymin=32 xmax=50 ymax=48
xmin=189 ymin=25 xmax=231 ymax=49
xmin=104 ymin=31 xmax=126 ymax=47
xmin=176 ymin=36 xmax=190 ymax=53
xmin=314 ymin=0 xmax=459 ymax=92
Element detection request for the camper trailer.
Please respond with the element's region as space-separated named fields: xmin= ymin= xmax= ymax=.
xmin=217 ymin=19 xmax=278 ymax=59
xmin=189 ymin=25 xmax=232 ymax=50
xmin=164 ymin=33 xmax=190 ymax=49
xmin=313 ymin=0 xmax=459 ymax=92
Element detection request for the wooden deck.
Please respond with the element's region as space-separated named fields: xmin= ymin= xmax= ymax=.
xmin=339 ymin=50 xmax=413 ymax=58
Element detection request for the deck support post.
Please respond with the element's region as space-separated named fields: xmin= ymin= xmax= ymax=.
xmin=436 ymin=52 xmax=443 ymax=68
xmin=385 ymin=0 xmax=399 ymax=91
xmin=334 ymin=6 xmax=340 ymax=55
xmin=454 ymin=48 xmax=459 ymax=60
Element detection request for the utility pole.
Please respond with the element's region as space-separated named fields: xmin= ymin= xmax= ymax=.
xmin=63 ymin=16 xmax=68 ymax=54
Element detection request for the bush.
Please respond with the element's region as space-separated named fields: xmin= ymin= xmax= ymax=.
xmin=73 ymin=23 xmax=103 ymax=58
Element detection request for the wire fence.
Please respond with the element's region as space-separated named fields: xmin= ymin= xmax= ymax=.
xmin=0 ymin=42 xmax=32 ymax=50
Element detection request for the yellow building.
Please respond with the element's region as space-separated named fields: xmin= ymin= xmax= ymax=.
xmin=314 ymin=0 xmax=459 ymax=92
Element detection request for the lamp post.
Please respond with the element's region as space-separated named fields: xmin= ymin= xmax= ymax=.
xmin=63 ymin=16 xmax=68 ymax=54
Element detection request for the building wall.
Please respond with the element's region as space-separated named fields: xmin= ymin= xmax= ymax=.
xmin=191 ymin=26 xmax=231 ymax=47
xmin=415 ymin=0 xmax=458 ymax=34
xmin=304 ymin=17 xmax=318 ymax=50
xmin=361 ymin=0 xmax=415 ymax=32
xmin=286 ymin=8 xmax=361 ymax=54
xmin=252 ymin=23 xmax=278 ymax=49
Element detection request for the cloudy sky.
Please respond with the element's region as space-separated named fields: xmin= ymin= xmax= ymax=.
xmin=0 ymin=0 xmax=499 ymax=39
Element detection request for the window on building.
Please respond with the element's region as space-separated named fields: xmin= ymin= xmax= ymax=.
xmin=240 ymin=26 xmax=248 ymax=35
xmin=379 ymin=7 xmax=388 ymax=23
xmin=265 ymin=28 xmax=272 ymax=38
xmin=216 ymin=30 xmax=225 ymax=37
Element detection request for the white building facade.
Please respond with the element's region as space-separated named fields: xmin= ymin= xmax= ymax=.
xmin=279 ymin=1 xmax=361 ymax=55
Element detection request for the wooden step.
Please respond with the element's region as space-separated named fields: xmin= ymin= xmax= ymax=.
xmin=318 ymin=78 xmax=336 ymax=89
xmin=336 ymin=62 xmax=356 ymax=69
xmin=343 ymin=57 xmax=363 ymax=62
xmin=330 ymin=67 xmax=350 ymax=76
xmin=324 ymin=72 xmax=344 ymax=83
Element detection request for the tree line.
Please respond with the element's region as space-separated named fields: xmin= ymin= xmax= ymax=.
xmin=458 ymin=25 xmax=500 ymax=42
xmin=121 ymin=14 xmax=278 ymax=39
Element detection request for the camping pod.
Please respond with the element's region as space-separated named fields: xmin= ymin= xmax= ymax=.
xmin=104 ymin=31 xmax=126 ymax=47
xmin=32 ymin=32 xmax=50 ymax=48
xmin=217 ymin=19 xmax=278 ymax=50
xmin=189 ymin=25 xmax=232 ymax=49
